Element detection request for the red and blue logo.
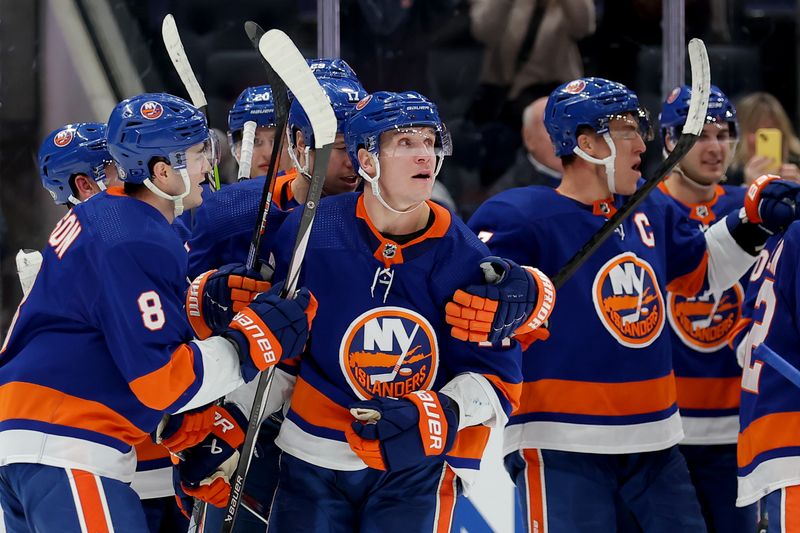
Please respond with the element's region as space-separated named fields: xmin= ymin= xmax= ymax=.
xmin=339 ymin=307 xmax=438 ymax=399
xmin=140 ymin=101 xmax=164 ymax=120
xmin=667 ymin=283 xmax=743 ymax=352
xmin=53 ymin=129 xmax=74 ymax=147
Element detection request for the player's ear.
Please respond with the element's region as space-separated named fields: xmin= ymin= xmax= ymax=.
xmin=358 ymin=148 xmax=375 ymax=176
xmin=664 ymin=133 xmax=677 ymax=152
xmin=295 ymin=130 xmax=306 ymax=152
xmin=151 ymin=160 xmax=171 ymax=184
xmin=72 ymin=174 xmax=97 ymax=199
xmin=577 ymin=132 xmax=595 ymax=154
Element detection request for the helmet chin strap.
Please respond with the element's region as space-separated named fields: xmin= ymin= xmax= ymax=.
xmin=142 ymin=166 xmax=191 ymax=217
xmin=673 ymin=165 xmax=717 ymax=192
xmin=287 ymin=129 xmax=313 ymax=182
xmin=574 ymin=132 xmax=618 ymax=194
xmin=359 ymin=153 xmax=433 ymax=215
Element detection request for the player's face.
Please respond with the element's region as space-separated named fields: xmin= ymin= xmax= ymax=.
xmin=323 ymin=134 xmax=360 ymax=196
xmin=179 ymin=141 xmax=211 ymax=209
xmin=607 ymin=114 xmax=646 ymax=195
xmin=375 ymin=127 xmax=437 ymax=209
xmin=680 ymin=122 xmax=735 ymax=185
xmin=250 ymin=126 xmax=276 ymax=178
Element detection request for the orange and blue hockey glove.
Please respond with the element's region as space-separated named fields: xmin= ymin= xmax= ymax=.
xmin=175 ymin=403 xmax=248 ymax=507
xmin=186 ymin=263 xmax=272 ymax=339
xmin=154 ymin=403 xmax=218 ymax=454
xmin=445 ymin=256 xmax=555 ymax=348
xmin=744 ymin=174 xmax=800 ymax=234
xmin=223 ymin=283 xmax=317 ymax=382
xmin=345 ymin=391 xmax=459 ymax=471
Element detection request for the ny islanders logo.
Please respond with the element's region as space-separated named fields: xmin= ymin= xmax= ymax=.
xmin=592 ymin=252 xmax=665 ymax=348
xmin=339 ymin=307 xmax=438 ymax=399
xmin=667 ymin=283 xmax=743 ymax=352
xmin=140 ymin=101 xmax=164 ymax=120
xmin=53 ymin=129 xmax=74 ymax=147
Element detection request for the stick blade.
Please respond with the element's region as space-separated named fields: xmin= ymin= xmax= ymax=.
xmin=258 ymin=29 xmax=337 ymax=148
xmin=161 ymin=14 xmax=207 ymax=109
xmin=682 ymin=38 xmax=711 ymax=136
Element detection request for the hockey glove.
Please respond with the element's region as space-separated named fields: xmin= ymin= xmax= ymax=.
xmin=186 ymin=263 xmax=272 ymax=340
xmin=223 ymin=283 xmax=317 ymax=382
xmin=172 ymin=468 xmax=194 ymax=520
xmin=745 ymin=174 xmax=800 ymax=234
xmin=345 ymin=391 xmax=459 ymax=471
xmin=175 ymin=403 xmax=247 ymax=507
xmin=445 ymin=256 xmax=555 ymax=345
xmin=154 ymin=403 xmax=218 ymax=454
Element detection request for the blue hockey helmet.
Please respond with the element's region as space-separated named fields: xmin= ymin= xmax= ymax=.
xmin=307 ymin=58 xmax=359 ymax=80
xmin=344 ymin=91 xmax=452 ymax=174
xmin=545 ymin=77 xmax=652 ymax=157
xmin=227 ymin=84 xmax=277 ymax=133
xmin=106 ymin=92 xmax=209 ymax=184
xmin=660 ymin=84 xmax=737 ymax=141
xmin=38 ymin=122 xmax=113 ymax=205
xmin=288 ymin=76 xmax=367 ymax=150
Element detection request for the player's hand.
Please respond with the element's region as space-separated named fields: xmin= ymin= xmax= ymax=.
xmin=744 ymin=174 xmax=800 ymax=233
xmin=445 ymin=256 xmax=555 ymax=345
xmin=154 ymin=403 xmax=218 ymax=454
xmin=223 ymin=284 xmax=317 ymax=382
xmin=186 ymin=263 xmax=271 ymax=339
xmin=345 ymin=391 xmax=459 ymax=471
xmin=175 ymin=403 xmax=246 ymax=507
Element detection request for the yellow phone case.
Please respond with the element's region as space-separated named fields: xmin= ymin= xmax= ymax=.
xmin=756 ymin=128 xmax=782 ymax=173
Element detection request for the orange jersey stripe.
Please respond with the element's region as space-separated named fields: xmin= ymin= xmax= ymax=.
xmin=666 ymin=251 xmax=709 ymax=297
xmin=516 ymin=373 xmax=677 ymax=417
xmin=449 ymin=425 xmax=490 ymax=461
xmin=274 ymin=169 xmax=298 ymax=210
xmin=483 ymin=374 xmax=522 ymax=413
xmin=291 ymin=378 xmax=352 ymax=429
xmin=134 ymin=437 xmax=171 ymax=462
xmin=675 ymin=376 xmax=740 ymax=410
xmin=727 ymin=317 xmax=752 ymax=350
xmin=129 ymin=344 xmax=197 ymax=411
xmin=71 ymin=469 xmax=110 ymax=533
xmin=786 ymin=486 xmax=800 ymax=532
xmin=0 ymin=381 xmax=146 ymax=444
xmin=738 ymin=411 xmax=800 ymax=468
xmin=435 ymin=465 xmax=457 ymax=533
xmin=523 ymin=449 xmax=547 ymax=533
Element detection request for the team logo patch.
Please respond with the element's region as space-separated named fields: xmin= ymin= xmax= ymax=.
xmin=53 ymin=129 xmax=74 ymax=147
xmin=563 ymin=79 xmax=587 ymax=94
xmin=667 ymin=283 xmax=743 ymax=352
xmin=382 ymin=243 xmax=397 ymax=259
xmin=355 ymin=95 xmax=372 ymax=111
xmin=140 ymin=101 xmax=164 ymax=120
xmin=592 ymin=252 xmax=664 ymax=348
xmin=339 ymin=307 xmax=438 ymax=400
xmin=666 ymin=86 xmax=682 ymax=104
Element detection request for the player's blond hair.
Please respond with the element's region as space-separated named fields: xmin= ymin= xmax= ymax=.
xmin=733 ymin=91 xmax=800 ymax=166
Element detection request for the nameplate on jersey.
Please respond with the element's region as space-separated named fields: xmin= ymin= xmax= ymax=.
xmin=339 ymin=307 xmax=439 ymax=400
xmin=667 ymin=283 xmax=743 ymax=353
xmin=592 ymin=252 xmax=664 ymax=348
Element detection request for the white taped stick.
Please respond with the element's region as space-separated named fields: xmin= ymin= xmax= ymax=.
xmin=161 ymin=14 xmax=207 ymax=109
xmin=682 ymin=38 xmax=711 ymax=136
xmin=237 ymin=120 xmax=257 ymax=181
xmin=258 ymin=30 xmax=336 ymax=149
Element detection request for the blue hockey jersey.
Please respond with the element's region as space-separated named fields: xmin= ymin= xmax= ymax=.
xmin=271 ymin=193 xmax=522 ymax=484
xmin=0 ymin=188 xmax=245 ymax=481
xmin=469 ymin=184 xmax=755 ymax=455
xmin=657 ymin=183 xmax=747 ymax=445
xmin=736 ymin=224 xmax=800 ymax=506
xmin=186 ymin=170 xmax=298 ymax=279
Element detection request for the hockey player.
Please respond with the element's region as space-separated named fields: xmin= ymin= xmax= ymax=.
xmin=228 ymin=84 xmax=282 ymax=181
xmin=458 ymin=77 xmax=799 ymax=532
xmin=186 ymin=68 xmax=368 ymax=278
xmin=734 ymin=175 xmax=800 ymax=532
xmin=0 ymin=92 xmax=315 ymax=532
xmin=250 ymin=90 xmax=551 ymax=532
xmin=658 ymin=85 xmax=758 ymax=531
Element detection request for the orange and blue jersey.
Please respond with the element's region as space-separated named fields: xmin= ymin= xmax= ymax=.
xmin=656 ymin=183 xmax=747 ymax=445
xmin=186 ymin=170 xmax=298 ymax=279
xmin=469 ymin=184 xmax=755 ymax=456
xmin=0 ymin=187 xmax=245 ymax=482
xmin=736 ymin=223 xmax=800 ymax=506
xmin=270 ymin=192 xmax=522 ymax=483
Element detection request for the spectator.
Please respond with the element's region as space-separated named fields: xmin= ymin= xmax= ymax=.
xmin=728 ymin=91 xmax=800 ymax=186
xmin=488 ymin=96 xmax=562 ymax=195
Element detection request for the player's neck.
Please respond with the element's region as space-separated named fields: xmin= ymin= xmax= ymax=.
xmin=363 ymin=194 xmax=431 ymax=235
xmin=557 ymin=164 xmax=613 ymax=203
xmin=130 ymin=188 xmax=176 ymax=223
xmin=290 ymin=172 xmax=310 ymax=204
xmin=664 ymin=171 xmax=717 ymax=204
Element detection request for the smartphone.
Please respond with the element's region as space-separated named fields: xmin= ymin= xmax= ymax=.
xmin=756 ymin=128 xmax=782 ymax=173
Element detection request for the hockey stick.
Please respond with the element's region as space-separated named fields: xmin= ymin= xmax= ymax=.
xmin=243 ymin=21 xmax=291 ymax=271
xmin=551 ymin=38 xmax=710 ymax=290
xmin=237 ymin=120 xmax=258 ymax=182
xmin=161 ymin=14 xmax=221 ymax=190
xmin=221 ymin=29 xmax=336 ymax=533
xmin=370 ymin=324 xmax=420 ymax=384
xmin=754 ymin=343 xmax=800 ymax=389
